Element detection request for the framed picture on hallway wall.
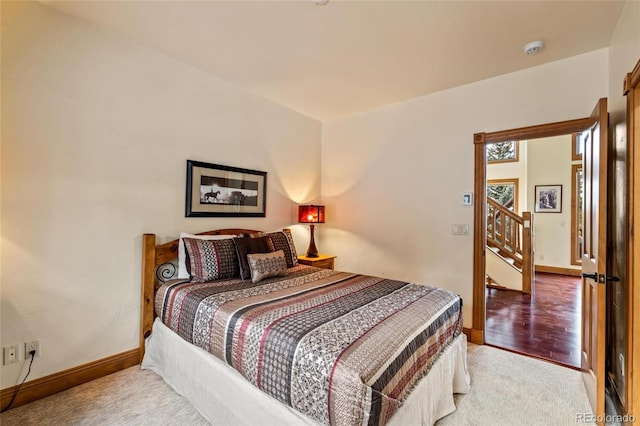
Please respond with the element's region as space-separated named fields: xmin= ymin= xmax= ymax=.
xmin=534 ymin=184 xmax=562 ymax=213
xmin=185 ymin=160 xmax=267 ymax=217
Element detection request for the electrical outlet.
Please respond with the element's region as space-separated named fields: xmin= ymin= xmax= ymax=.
xmin=25 ymin=340 xmax=40 ymax=357
xmin=3 ymin=345 xmax=19 ymax=365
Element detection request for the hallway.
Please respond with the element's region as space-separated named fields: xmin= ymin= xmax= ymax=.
xmin=485 ymin=272 xmax=581 ymax=369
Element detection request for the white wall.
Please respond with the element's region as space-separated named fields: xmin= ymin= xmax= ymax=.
xmin=0 ymin=1 xmax=321 ymax=388
xmin=608 ymin=0 xmax=640 ymax=127
xmin=321 ymin=50 xmax=609 ymax=326
xmin=486 ymin=249 xmax=523 ymax=291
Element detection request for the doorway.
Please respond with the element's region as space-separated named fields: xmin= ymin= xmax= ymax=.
xmin=470 ymin=116 xmax=594 ymax=347
xmin=483 ymin=134 xmax=582 ymax=368
xmin=471 ymin=99 xmax=632 ymax=421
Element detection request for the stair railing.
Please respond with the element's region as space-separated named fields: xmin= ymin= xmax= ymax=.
xmin=486 ymin=197 xmax=534 ymax=294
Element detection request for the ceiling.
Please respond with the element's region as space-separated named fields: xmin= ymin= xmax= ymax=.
xmin=41 ymin=0 xmax=625 ymax=121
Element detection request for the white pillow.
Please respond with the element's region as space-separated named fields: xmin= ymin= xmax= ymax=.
xmin=177 ymin=232 xmax=236 ymax=279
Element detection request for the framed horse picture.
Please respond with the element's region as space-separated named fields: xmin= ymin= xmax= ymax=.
xmin=185 ymin=160 xmax=267 ymax=217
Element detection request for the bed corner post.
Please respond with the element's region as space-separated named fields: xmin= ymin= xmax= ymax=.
xmin=140 ymin=233 xmax=156 ymax=364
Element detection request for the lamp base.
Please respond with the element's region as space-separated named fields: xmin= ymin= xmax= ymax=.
xmin=306 ymin=224 xmax=319 ymax=258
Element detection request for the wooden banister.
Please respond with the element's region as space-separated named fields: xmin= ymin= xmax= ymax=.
xmin=521 ymin=212 xmax=534 ymax=295
xmin=487 ymin=198 xmax=523 ymax=258
xmin=486 ymin=197 xmax=534 ymax=294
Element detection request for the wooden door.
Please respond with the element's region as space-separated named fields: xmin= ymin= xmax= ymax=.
xmin=580 ymin=97 xmax=608 ymax=422
xmin=624 ymin=58 xmax=640 ymax=423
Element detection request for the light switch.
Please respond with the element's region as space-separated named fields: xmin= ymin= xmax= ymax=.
xmin=452 ymin=224 xmax=470 ymax=236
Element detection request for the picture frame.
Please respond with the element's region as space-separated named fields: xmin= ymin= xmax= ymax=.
xmin=186 ymin=160 xmax=267 ymax=217
xmin=534 ymin=184 xmax=562 ymax=213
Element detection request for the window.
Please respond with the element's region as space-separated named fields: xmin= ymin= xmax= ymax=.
xmin=571 ymin=133 xmax=583 ymax=161
xmin=487 ymin=179 xmax=519 ymax=212
xmin=486 ymin=179 xmax=520 ymax=250
xmin=571 ymin=164 xmax=583 ymax=265
xmin=486 ymin=141 xmax=519 ymax=163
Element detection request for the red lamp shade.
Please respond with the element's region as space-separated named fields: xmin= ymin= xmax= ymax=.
xmin=298 ymin=205 xmax=325 ymax=224
xmin=298 ymin=205 xmax=325 ymax=257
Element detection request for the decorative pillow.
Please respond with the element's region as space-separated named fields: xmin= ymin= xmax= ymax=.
xmin=177 ymin=233 xmax=235 ymax=279
xmin=247 ymin=250 xmax=288 ymax=284
xmin=233 ymin=236 xmax=273 ymax=281
xmin=261 ymin=229 xmax=298 ymax=268
xmin=182 ymin=238 xmax=239 ymax=283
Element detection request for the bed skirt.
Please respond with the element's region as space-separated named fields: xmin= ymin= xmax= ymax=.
xmin=141 ymin=318 xmax=470 ymax=426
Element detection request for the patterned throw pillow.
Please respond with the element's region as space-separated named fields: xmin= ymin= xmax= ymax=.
xmin=261 ymin=229 xmax=298 ymax=268
xmin=183 ymin=238 xmax=240 ymax=283
xmin=246 ymin=250 xmax=288 ymax=283
xmin=177 ymin=233 xmax=236 ymax=279
xmin=233 ymin=236 xmax=273 ymax=281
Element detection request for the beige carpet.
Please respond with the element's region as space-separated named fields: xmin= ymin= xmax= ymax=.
xmin=0 ymin=366 xmax=209 ymax=426
xmin=1 ymin=344 xmax=594 ymax=426
xmin=436 ymin=344 xmax=595 ymax=426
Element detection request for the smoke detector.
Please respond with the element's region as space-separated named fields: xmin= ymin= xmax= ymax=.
xmin=523 ymin=40 xmax=544 ymax=55
xmin=312 ymin=0 xmax=329 ymax=5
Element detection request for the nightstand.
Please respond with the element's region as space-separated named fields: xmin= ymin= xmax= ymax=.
xmin=298 ymin=254 xmax=336 ymax=270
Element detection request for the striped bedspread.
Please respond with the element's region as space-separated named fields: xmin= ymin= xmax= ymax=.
xmin=156 ymin=265 xmax=463 ymax=426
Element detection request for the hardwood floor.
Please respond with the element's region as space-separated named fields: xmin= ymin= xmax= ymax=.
xmin=485 ymin=272 xmax=581 ymax=369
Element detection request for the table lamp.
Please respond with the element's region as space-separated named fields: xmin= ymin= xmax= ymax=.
xmin=298 ymin=205 xmax=325 ymax=257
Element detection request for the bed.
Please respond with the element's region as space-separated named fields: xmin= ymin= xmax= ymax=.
xmin=140 ymin=229 xmax=470 ymax=426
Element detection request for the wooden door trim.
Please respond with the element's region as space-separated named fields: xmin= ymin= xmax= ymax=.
xmin=476 ymin=117 xmax=595 ymax=145
xmin=472 ymin=135 xmax=487 ymax=343
xmin=624 ymin=58 xmax=640 ymax=420
xmin=623 ymin=58 xmax=640 ymax=95
xmin=473 ymin=117 xmax=596 ymax=344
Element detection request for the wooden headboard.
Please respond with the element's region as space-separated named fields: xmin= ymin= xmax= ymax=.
xmin=139 ymin=229 xmax=261 ymax=361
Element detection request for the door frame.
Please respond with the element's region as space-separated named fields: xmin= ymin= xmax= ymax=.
xmin=471 ymin=59 xmax=640 ymax=418
xmin=623 ymin=58 xmax=640 ymax=419
xmin=471 ymin=117 xmax=594 ymax=345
